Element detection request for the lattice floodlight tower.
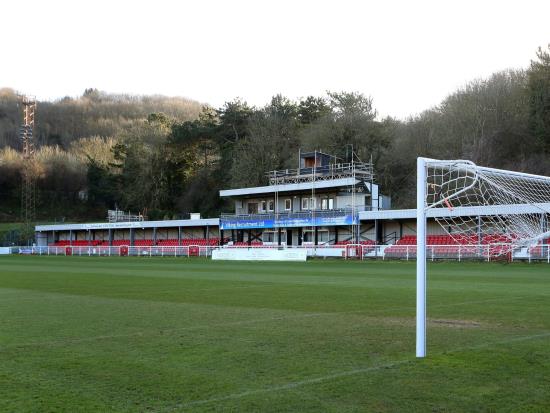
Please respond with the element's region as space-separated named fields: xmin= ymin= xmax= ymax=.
xmin=19 ymin=95 xmax=37 ymax=244
xmin=416 ymin=157 xmax=550 ymax=357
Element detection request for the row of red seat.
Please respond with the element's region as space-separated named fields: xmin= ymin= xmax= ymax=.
xmin=393 ymin=234 xmax=515 ymax=246
xmin=50 ymin=238 xmax=221 ymax=247
xmin=528 ymin=239 xmax=549 ymax=258
xmin=51 ymin=240 xmax=106 ymax=246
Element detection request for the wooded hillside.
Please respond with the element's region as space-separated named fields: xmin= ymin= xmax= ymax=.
xmin=0 ymin=45 xmax=548 ymax=224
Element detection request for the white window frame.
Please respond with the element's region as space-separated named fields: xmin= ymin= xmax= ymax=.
xmin=262 ymin=231 xmax=276 ymax=243
xmin=301 ymin=197 xmax=309 ymax=210
xmin=318 ymin=229 xmax=329 ymax=243
xmin=284 ymin=199 xmax=292 ymax=211
xmin=268 ymin=200 xmax=274 ymax=212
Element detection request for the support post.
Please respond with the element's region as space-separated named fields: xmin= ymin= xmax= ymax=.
xmin=416 ymin=157 xmax=427 ymax=358
xmin=314 ymin=227 xmax=318 ymax=246
xmin=130 ymin=228 xmax=135 ymax=247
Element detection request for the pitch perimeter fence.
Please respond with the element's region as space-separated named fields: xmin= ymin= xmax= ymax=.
xmin=6 ymin=244 xmax=550 ymax=263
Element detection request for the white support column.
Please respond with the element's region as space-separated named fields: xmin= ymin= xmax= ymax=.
xmin=416 ymin=157 xmax=427 ymax=358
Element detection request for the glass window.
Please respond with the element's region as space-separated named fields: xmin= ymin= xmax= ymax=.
xmin=248 ymin=203 xmax=258 ymax=214
xmin=328 ymin=198 xmax=334 ymax=209
xmin=260 ymin=201 xmax=266 ymax=212
xmin=303 ymin=231 xmax=313 ymax=242
xmin=321 ymin=199 xmax=328 ymax=210
xmin=268 ymin=200 xmax=274 ymax=211
xmin=285 ymin=199 xmax=292 ymax=211
xmin=262 ymin=232 xmax=275 ymax=243
xmin=302 ymin=198 xmax=309 ymax=210
xmin=310 ymin=198 xmax=316 ymax=210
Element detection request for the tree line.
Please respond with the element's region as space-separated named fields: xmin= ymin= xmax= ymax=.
xmin=0 ymin=45 xmax=548 ymax=224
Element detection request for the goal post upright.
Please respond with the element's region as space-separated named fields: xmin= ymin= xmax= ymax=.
xmin=416 ymin=157 xmax=428 ymax=358
xmin=414 ymin=156 xmax=550 ymax=358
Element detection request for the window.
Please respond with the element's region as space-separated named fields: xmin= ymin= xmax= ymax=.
xmin=310 ymin=198 xmax=316 ymax=210
xmin=302 ymin=197 xmax=309 ymax=210
xmin=268 ymin=200 xmax=274 ymax=211
xmin=262 ymin=232 xmax=275 ymax=243
xmin=285 ymin=199 xmax=292 ymax=211
xmin=321 ymin=199 xmax=328 ymax=210
xmin=260 ymin=201 xmax=266 ymax=212
xmin=248 ymin=203 xmax=258 ymax=214
xmin=303 ymin=230 xmax=329 ymax=244
xmin=303 ymin=230 xmax=313 ymax=242
xmin=328 ymin=198 xmax=334 ymax=209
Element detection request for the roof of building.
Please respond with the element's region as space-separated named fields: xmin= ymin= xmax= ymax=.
xmin=359 ymin=203 xmax=550 ymax=220
xmin=219 ymin=177 xmax=362 ymax=197
xmin=35 ymin=218 xmax=219 ymax=232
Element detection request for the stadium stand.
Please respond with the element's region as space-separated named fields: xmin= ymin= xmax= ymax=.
xmin=51 ymin=237 xmax=221 ymax=247
xmin=50 ymin=240 xmax=106 ymax=246
xmin=383 ymin=234 xmax=521 ymax=259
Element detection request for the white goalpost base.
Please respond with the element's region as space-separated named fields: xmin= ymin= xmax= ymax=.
xmin=416 ymin=157 xmax=550 ymax=358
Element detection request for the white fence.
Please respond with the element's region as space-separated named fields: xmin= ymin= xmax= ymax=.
xmin=8 ymin=244 xmax=550 ymax=262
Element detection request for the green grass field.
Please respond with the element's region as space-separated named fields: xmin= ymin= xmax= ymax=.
xmin=1 ymin=256 xmax=549 ymax=412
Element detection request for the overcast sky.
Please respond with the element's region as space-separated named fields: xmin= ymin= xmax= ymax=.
xmin=2 ymin=0 xmax=548 ymax=119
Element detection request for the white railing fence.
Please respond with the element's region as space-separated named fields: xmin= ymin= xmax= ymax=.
xmin=9 ymin=244 xmax=550 ymax=263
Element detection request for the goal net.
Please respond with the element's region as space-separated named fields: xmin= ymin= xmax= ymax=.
xmin=416 ymin=158 xmax=550 ymax=358
xmin=426 ymin=159 xmax=550 ymax=253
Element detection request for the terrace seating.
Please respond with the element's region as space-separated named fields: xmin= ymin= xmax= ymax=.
xmin=49 ymin=238 xmax=221 ymax=247
xmin=157 ymin=239 xmax=179 ymax=246
xmin=133 ymin=240 xmax=154 ymax=246
xmin=383 ymin=234 xmax=481 ymax=259
xmin=181 ymin=238 xmax=220 ymax=246
xmin=529 ymin=240 xmax=548 ymax=259
xmin=112 ymin=240 xmax=131 ymax=246
xmin=50 ymin=240 xmax=106 ymax=246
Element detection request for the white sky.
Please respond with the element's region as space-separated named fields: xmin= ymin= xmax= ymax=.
xmin=2 ymin=0 xmax=548 ymax=119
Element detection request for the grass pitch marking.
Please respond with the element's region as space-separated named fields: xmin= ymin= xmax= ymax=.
xmin=164 ymin=330 xmax=550 ymax=410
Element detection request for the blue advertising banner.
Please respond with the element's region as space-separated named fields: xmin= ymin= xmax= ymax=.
xmin=220 ymin=215 xmax=357 ymax=230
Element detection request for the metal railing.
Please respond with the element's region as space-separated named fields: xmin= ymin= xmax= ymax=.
xmin=8 ymin=244 xmax=550 ymax=262
xmin=267 ymin=162 xmax=374 ymax=185
xmin=221 ymin=208 xmax=357 ymax=221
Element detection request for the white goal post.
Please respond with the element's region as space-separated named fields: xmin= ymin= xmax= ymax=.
xmin=416 ymin=157 xmax=550 ymax=357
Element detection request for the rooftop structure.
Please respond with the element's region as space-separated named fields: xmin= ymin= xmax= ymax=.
xmin=266 ymin=150 xmax=374 ymax=185
xmin=107 ymin=209 xmax=146 ymax=223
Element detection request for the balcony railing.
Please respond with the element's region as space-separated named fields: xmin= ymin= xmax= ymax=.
xmin=221 ymin=208 xmax=356 ymax=221
xmin=267 ymin=162 xmax=374 ymax=185
xmin=219 ymin=208 xmax=359 ymax=229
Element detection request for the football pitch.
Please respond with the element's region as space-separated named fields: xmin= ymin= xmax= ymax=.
xmin=1 ymin=256 xmax=549 ymax=412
